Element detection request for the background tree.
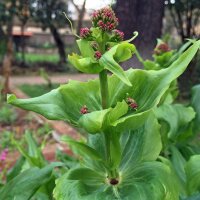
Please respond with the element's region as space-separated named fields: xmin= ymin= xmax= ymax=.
xmin=16 ymin=0 xmax=30 ymax=64
xmin=0 ymin=0 xmax=16 ymax=97
xmin=166 ymin=0 xmax=200 ymax=42
xmin=30 ymin=0 xmax=70 ymax=65
xmin=69 ymin=0 xmax=87 ymax=34
xmin=115 ymin=0 xmax=165 ymax=61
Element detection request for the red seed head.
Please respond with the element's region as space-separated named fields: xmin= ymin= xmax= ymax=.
xmin=80 ymin=105 xmax=89 ymax=114
xmin=91 ymin=7 xmax=118 ymax=31
xmin=126 ymin=97 xmax=138 ymax=110
xmin=154 ymin=43 xmax=171 ymax=55
xmin=110 ymin=178 xmax=119 ymax=185
xmin=94 ymin=51 xmax=102 ymax=60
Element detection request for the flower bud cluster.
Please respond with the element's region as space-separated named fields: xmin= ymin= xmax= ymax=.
xmin=154 ymin=43 xmax=171 ymax=55
xmin=0 ymin=149 xmax=8 ymax=162
xmin=91 ymin=7 xmax=119 ymax=31
xmin=112 ymin=29 xmax=124 ymax=42
xmin=80 ymin=27 xmax=92 ymax=39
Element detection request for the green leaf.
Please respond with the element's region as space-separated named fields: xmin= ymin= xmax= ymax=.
xmin=99 ymin=42 xmax=134 ymax=86
xmin=191 ymin=84 xmax=200 ymax=133
xmin=185 ymin=155 xmax=200 ymax=195
xmin=78 ymin=101 xmax=128 ymax=133
xmin=68 ymin=53 xmax=103 ymax=74
xmin=155 ymin=104 xmax=195 ymax=140
xmin=67 ymin=167 xmax=105 ymax=183
xmin=77 ymin=39 xmax=95 ymax=58
xmin=6 ymin=157 xmax=25 ymax=182
xmin=169 ymin=146 xmax=187 ymax=194
xmin=108 ymin=40 xmax=200 ymax=110
xmin=0 ymin=163 xmax=63 ymax=200
xmin=183 ymin=193 xmax=200 ymax=200
xmin=12 ymin=131 xmax=46 ymax=168
xmin=8 ymin=79 xmax=101 ymax=125
xmin=120 ymin=113 xmax=162 ymax=172
xmin=62 ymin=136 xmax=103 ymax=161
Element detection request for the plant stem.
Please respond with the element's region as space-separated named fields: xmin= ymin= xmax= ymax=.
xmin=99 ymin=69 xmax=109 ymax=109
xmin=99 ymin=69 xmax=118 ymax=179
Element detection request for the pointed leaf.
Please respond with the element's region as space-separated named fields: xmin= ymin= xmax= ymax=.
xmin=99 ymin=42 xmax=134 ymax=86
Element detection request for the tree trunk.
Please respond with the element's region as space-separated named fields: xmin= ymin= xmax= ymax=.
xmin=2 ymin=22 xmax=13 ymax=97
xmin=0 ymin=27 xmax=5 ymax=40
xmin=21 ymin=23 xmax=26 ymax=63
xmin=49 ymin=25 xmax=66 ymax=64
xmin=76 ymin=0 xmax=86 ymax=34
xmin=115 ymin=0 xmax=165 ymax=63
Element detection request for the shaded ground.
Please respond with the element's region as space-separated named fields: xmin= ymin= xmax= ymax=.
xmin=10 ymin=73 xmax=97 ymax=86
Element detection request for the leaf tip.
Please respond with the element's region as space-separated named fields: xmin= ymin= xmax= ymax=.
xmin=7 ymin=94 xmax=17 ymax=104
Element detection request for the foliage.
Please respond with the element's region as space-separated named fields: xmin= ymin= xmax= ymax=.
xmin=15 ymin=52 xmax=59 ymax=64
xmin=5 ymin=6 xmax=200 ymax=200
xmin=0 ymin=104 xmax=18 ymax=124
xmin=0 ymin=131 xmax=65 ymax=199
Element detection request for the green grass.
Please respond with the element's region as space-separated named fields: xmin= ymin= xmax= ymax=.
xmin=19 ymin=83 xmax=60 ymax=97
xmin=16 ymin=53 xmax=60 ymax=63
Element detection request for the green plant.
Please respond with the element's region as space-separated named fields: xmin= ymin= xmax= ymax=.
xmin=4 ymin=6 xmax=200 ymax=200
xmin=0 ymin=104 xmax=18 ymax=124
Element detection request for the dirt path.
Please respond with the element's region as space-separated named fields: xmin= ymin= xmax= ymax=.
xmin=10 ymin=73 xmax=97 ymax=85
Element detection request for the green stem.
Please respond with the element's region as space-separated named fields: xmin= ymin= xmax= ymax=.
xmin=135 ymin=49 xmax=144 ymax=63
xmin=99 ymin=69 xmax=109 ymax=109
xmin=99 ymin=70 xmax=118 ymax=179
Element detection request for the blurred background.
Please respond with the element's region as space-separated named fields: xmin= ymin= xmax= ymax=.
xmin=0 ymin=0 xmax=200 ymax=177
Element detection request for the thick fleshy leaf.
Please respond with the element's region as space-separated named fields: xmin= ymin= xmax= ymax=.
xmin=155 ymin=104 xmax=195 ymax=140
xmin=185 ymin=155 xmax=200 ymax=195
xmin=0 ymin=163 xmax=63 ymax=200
xmin=68 ymin=53 xmax=103 ymax=74
xmin=191 ymin=84 xmax=200 ymax=133
xmin=99 ymin=42 xmax=134 ymax=86
xmin=8 ymin=79 xmax=101 ymax=124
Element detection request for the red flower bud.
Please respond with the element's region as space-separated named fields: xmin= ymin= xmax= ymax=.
xmin=94 ymin=51 xmax=102 ymax=60
xmin=80 ymin=105 xmax=89 ymax=114
xmin=126 ymin=97 xmax=138 ymax=110
xmin=154 ymin=43 xmax=171 ymax=55
xmin=80 ymin=27 xmax=92 ymax=39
